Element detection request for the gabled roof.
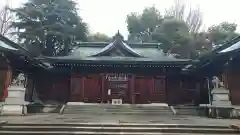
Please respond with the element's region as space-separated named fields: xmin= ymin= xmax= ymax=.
xmin=36 ymin=32 xmax=192 ymax=67
xmin=71 ymin=43 xmax=166 ymax=58
xmin=0 ymin=40 xmax=18 ymax=51
xmin=0 ymin=35 xmax=51 ymax=71
xmin=70 ymin=32 xmax=186 ymax=62
xmin=182 ymin=36 xmax=240 ymax=75
xmin=92 ymin=32 xmax=141 ymax=57
xmin=0 ymin=35 xmax=28 ymax=54
xmin=211 ymin=36 xmax=240 ymax=54
xmin=219 ymin=40 xmax=240 ymax=53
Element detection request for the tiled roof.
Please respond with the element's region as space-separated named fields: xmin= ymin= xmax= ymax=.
xmin=70 ymin=32 xmax=185 ymax=62
xmin=182 ymin=36 xmax=240 ymax=74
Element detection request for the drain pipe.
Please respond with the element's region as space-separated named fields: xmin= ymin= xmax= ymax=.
xmin=205 ymin=77 xmax=212 ymax=116
xmin=205 ymin=77 xmax=212 ymax=105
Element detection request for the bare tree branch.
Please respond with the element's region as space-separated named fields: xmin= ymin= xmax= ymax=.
xmin=165 ymin=0 xmax=203 ymax=33
xmin=0 ymin=4 xmax=16 ymax=39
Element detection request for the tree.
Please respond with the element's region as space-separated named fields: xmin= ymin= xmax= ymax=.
xmin=88 ymin=32 xmax=111 ymax=42
xmin=152 ymin=18 xmax=193 ymax=58
xmin=140 ymin=7 xmax=162 ymax=33
xmin=191 ymin=32 xmax=211 ymax=57
xmin=165 ymin=0 xmax=203 ymax=33
xmin=165 ymin=0 xmax=185 ymax=21
xmin=185 ymin=7 xmax=203 ymax=33
xmin=126 ymin=6 xmax=162 ymax=42
xmin=11 ymin=0 xmax=88 ymax=56
xmin=126 ymin=13 xmax=144 ymax=35
xmin=0 ymin=4 xmax=15 ymax=38
xmin=207 ymin=22 xmax=238 ymax=45
xmin=126 ymin=5 xmax=197 ymax=58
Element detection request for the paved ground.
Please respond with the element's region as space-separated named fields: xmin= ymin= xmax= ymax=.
xmin=0 ymin=114 xmax=240 ymax=126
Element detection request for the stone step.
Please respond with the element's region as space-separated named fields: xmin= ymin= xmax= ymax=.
xmin=177 ymin=111 xmax=199 ymax=115
xmin=2 ymin=123 xmax=232 ymax=128
xmin=66 ymin=106 xmax=169 ymax=110
xmin=65 ymin=108 xmax=171 ymax=111
xmin=1 ymin=131 xmax=239 ymax=135
xmin=65 ymin=105 xmax=170 ymax=108
xmin=63 ymin=111 xmax=173 ymax=115
xmin=0 ymin=126 xmax=238 ymax=134
xmin=63 ymin=110 xmax=172 ymax=113
xmin=174 ymin=106 xmax=199 ymax=116
xmin=63 ymin=108 xmax=172 ymax=112
xmin=65 ymin=104 xmax=169 ymax=108
xmin=63 ymin=110 xmax=172 ymax=114
xmin=63 ymin=105 xmax=174 ymax=115
xmin=65 ymin=107 xmax=171 ymax=109
xmin=63 ymin=111 xmax=173 ymax=114
xmin=1 ymin=123 xmax=238 ymax=134
xmin=64 ymin=110 xmax=172 ymax=113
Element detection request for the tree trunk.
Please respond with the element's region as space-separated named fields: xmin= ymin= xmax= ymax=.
xmin=64 ymin=37 xmax=71 ymax=56
xmin=44 ymin=34 xmax=55 ymax=56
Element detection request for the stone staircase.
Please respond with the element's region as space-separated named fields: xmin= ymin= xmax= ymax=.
xmin=0 ymin=122 xmax=239 ymax=134
xmin=174 ymin=105 xmax=199 ymax=116
xmin=62 ymin=103 xmax=174 ymax=115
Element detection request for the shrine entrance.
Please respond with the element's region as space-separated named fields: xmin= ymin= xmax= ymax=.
xmin=105 ymin=73 xmax=130 ymax=104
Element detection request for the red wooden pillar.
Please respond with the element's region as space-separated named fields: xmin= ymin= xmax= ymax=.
xmin=101 ymin=74 xmax=105 ymax=103
xmin=150 ymin=76 xmax=154 ymax=103
xmin=2 ymin=69 xmax=11 ymax=100
xmin=130 ymin=74 xmax=135 ymax=104
xmin=81 ymin=76 xmax=85 ymax=102
xmin=163 ymin=76 xmax=167 ymax=103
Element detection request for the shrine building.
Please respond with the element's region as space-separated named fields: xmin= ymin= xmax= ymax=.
xmin=2 ymin=32 xmax=240 ymax=106
xmin=25 ymin=32 xmax=206 ymax=105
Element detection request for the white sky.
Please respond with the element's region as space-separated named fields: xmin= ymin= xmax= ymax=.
xmin=3 ymin=0 xmax=240 ymax=38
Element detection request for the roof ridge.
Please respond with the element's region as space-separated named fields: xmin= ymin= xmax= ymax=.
xmin=91 ymin=39 xmax=141 ymax=57
xmin=75 ymin=41 xmax=160 ymax=48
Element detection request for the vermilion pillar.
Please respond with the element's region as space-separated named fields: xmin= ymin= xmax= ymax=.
xmin=150 ymin=76 xmax=154 ymax=103
xmin=81 ymin=76 xmax=85 ymax=102
xmin=130 ymin=74 xmax=135 ymax=104
xmin=101 ymin=74 xmax=105 ymax=103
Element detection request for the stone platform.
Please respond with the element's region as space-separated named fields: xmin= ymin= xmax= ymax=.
xmin=0 ymin=114 xmax=239 ymax=134
xmin=1 ymin=113 xmax=240 ymax=125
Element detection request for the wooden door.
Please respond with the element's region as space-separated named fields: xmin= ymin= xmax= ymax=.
xmin=105 ymin=73 xmax=129 ymax=103
xmin=134 ymin=76 xmax=152 ymax=104
xmin=83 ymin=75 xmax=102 ymax=103
xmin=70 ymin=77 xmax=82 ymax=102
xmin=227 ymin=72 xmax=240 ymax=105
xmin=152 ymin=76 xmax=166 ymax=103
xmin=54 ymin=77 xmax=69 ymax=103
xmin=180 ymin=77 xmax=199 ymax=104
xmin=25 ymin=74 xmax=34 ymax=102
xmin=36 ymin=75 xmax=54 ymax=101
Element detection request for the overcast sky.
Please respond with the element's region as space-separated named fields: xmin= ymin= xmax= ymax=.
xmin=3 ymin=0 xmax=240 ymax=38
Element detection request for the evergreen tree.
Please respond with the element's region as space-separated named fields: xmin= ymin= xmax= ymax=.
xmin=11 ymin=0 xmax=88 ymax=56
